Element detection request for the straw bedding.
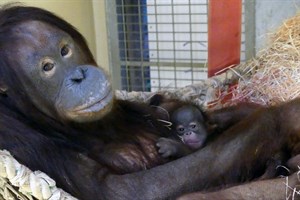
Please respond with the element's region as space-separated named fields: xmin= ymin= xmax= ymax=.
xmin=228 ymin=13 xmax=300 ymax=106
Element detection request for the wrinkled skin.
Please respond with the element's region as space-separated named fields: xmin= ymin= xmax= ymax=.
xmin=1 ymin=5 xmax=300 ymax=200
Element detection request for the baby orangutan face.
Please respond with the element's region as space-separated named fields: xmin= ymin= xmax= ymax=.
xmin=172 ymin=105 xmax=208 ymax=149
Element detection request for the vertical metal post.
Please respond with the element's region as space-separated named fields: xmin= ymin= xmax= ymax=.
xmin=105 ymin=0 xmax=122 ymax=90
xmin=244 ymin=0 xmax=256 ymax=60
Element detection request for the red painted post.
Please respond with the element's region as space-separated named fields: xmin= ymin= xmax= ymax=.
xmin=207 ymin=0 xmax=242 ymax=77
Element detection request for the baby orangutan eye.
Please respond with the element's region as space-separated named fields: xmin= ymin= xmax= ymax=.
xmin=189 ymin=122 xmax=198 ymax=130
xmin=177 ymin=126 xmax=185 ymax=134
xmin=190 ymin=124 xmax=197 ymax=129
xmin=61 ymin=45 xmax=72 ymax=57
xmin=179 ymin=128 xmax=184 ymax=131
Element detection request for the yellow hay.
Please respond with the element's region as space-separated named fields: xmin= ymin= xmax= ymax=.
xmin=229 ymin=13 xmax=300 ymax=106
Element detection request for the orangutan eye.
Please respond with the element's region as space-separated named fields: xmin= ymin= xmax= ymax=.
xmin=40 ymin=58 xmax=56 ymax=76
xmin=43 ymin=62 xmax=55 ymax=72
xmin=189 ymin=123 xmax=197 ymax=129
xmin=177 ymin=127 xmax=185 ymax=133
xmin=61 ymin=45 xmax=72 ymax=57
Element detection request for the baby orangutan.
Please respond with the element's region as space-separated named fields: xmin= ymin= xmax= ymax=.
xmin=156 ymin=104 xmax=209 ymax=158
xmin=149 ymin=94 xmax=210 ymax=158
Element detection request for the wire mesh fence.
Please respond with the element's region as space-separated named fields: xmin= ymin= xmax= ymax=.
xmin=109 ymin=0 xmax=248 ymax=92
